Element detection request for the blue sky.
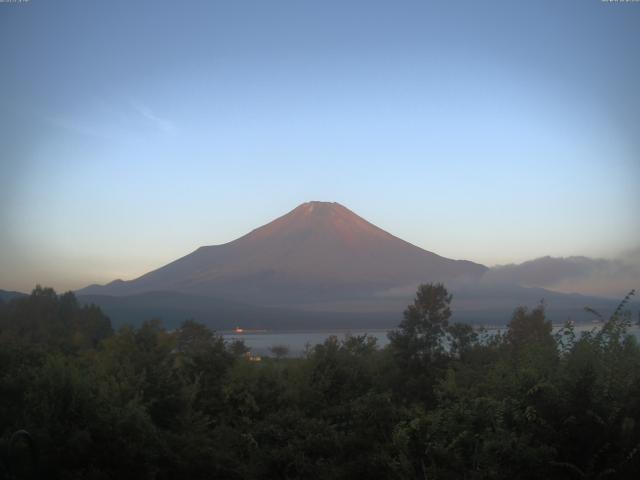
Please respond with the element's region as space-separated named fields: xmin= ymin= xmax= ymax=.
xmin=1 ymin=0 xmax=639 ymax=292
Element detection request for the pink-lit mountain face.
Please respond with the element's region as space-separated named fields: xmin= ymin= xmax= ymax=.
xmin=79 ymin=202 xmax=487 ymax=305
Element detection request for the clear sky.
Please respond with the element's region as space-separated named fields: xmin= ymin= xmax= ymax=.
xmin=1 ymin=0 xmax=639 ymax=292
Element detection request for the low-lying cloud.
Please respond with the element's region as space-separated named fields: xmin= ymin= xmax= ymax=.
xmin=485 ymin=251 xmax=640 ymax=298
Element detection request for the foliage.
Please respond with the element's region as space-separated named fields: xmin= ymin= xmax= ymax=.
xmin=1 ymin=285 xmax=639 ymax=479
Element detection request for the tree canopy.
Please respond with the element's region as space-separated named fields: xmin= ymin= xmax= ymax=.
xmin=1 ymin=284 xmax=639 ymax=479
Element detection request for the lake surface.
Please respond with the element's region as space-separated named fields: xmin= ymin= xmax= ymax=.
xmin=222 ymin=324 xmax=640 ymax=357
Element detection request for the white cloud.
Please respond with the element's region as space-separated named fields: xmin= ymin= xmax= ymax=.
xmin=130 ymin=101 xmax=176 ymax=134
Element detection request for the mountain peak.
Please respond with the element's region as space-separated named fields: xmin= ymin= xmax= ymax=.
xmin=293 ymin=201 xmax=347 ymax=216
xmin=240 ymin=200 xmax=390 ymax=246
xmin=78 ymin=202 xmax=488 ymax=303
xmin=298 ymin=200 xmax=340 ymax=207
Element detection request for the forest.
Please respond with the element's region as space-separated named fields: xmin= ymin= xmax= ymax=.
xmin=0 ymin=284 xmax=639 ymax=479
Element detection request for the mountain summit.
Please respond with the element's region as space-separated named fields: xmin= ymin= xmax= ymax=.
xmin=242 ymin=201 xmax=399 ymax=246
xmin=79 ymin=202 xmax=487 ymax=305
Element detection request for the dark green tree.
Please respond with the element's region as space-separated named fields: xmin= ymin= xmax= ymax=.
xmin=389 ymin=283 xmax=452 ymax=359
xmin=387 ymin=283 xmax=452 ymax=402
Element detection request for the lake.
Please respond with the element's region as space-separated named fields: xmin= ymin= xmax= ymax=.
xmin=221 ymin=324 xmax=640 ymax=357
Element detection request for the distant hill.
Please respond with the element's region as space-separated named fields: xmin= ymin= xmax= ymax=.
xmin=77 ymin=291 xmax=398 ymax=330
xmin=75 ymin=286 xmax=633 ymax=330
xmin=447 ymin=282 xmax=632 ymax=326
xmin=78 ymin=201 xmax=487 ymax=306
xmin=0 ymin=289 xmax=27 ymax=303
xmin=0 ymin=283 xmax=632 ymax=332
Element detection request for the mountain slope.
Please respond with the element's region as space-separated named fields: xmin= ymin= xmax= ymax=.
xmin=78 ymin=201 xmax=487 ymax=305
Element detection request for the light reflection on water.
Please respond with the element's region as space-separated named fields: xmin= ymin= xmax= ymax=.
xmin=221 ymin=324 xmax=640 ymax=357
